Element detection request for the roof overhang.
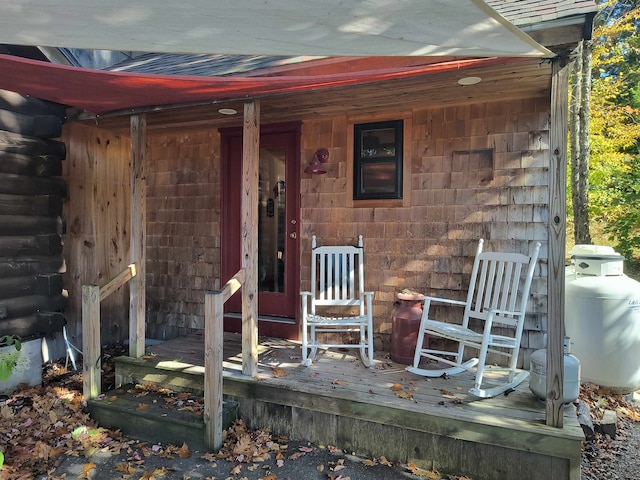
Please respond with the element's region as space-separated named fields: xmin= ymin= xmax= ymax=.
xmin=0 ymin=0 xmax=552 ymax=58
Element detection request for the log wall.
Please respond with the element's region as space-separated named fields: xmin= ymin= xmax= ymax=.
xmin=63 ymin=95 xmax=549 ymax=366
xmin=0 ymin=89 xmax=67 ymax=341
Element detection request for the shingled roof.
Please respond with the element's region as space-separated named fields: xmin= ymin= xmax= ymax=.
xmin=486 ymin=0 xmax=597 ymax=27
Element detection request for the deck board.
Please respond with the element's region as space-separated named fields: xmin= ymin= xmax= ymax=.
xmin=143 ymin=332 xmax=578 ymax=432
xmin=114 ymin=332 xmax=584 ymax=480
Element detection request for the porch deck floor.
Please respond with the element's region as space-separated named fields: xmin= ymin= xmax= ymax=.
xmin=115 ymin=332 xmax=584 ymax=480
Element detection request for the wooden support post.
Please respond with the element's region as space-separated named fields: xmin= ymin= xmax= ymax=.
xmin=82 ymin=284 xmax=101 ymax=400
xmin=204 ymin=291 xmax=224 ymax=451
xmin=241 ymin=100 xmax=260 ymax=377
xmin=546 ymin=55 xmax=570 ymax=428
xmin=129 ymin=113 xmax=147 ymax=358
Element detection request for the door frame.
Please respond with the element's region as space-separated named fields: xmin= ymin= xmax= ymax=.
xmin=220 ymin=121 xmax=301 ymax=339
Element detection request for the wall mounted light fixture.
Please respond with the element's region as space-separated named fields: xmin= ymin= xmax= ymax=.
xmin=304 ymin=148 xmax=329 ymax=175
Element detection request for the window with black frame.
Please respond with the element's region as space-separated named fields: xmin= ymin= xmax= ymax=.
xmin=353 ymin=120 xmax=403 ymax=200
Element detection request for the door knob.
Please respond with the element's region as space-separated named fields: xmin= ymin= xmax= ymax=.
xmin=289 ymin=232 xmax=297 ymax=239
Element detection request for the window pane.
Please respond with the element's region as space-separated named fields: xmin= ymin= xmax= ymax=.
xmin=361 ymin=128 xmax=397 ymax=158
xmin=361 ymin=162 xmax=397 ymax=194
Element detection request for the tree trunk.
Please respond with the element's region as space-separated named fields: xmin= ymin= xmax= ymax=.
xmin=572 ymin=39 xmax=593 ymax=245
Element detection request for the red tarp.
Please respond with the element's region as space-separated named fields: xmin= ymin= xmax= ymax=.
xmin=0 ymin=55 xmax=522 ymax=116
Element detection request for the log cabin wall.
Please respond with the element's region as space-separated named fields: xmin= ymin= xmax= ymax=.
xmin=0 ymin=90 xmax=67 ymax=342
xmin=61 ymin=123 xmax=131 ymax=346
xmin=62 ymin=94 xmax=548 ymax=367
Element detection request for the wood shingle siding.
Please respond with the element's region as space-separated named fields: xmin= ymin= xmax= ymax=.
xmin=63 ymin=91 xmax=549 ymax=367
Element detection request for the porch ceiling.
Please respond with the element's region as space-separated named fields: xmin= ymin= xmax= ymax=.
xmin=0 ymin=1 xmax=551 ymax=58
xmin=84 ymin=56 xmax=552 ymax=132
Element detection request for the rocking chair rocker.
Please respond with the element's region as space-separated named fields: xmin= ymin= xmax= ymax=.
xmin=300 ymin=235 xmax=374 ymax=368
xmin=407 ymin=239 xmax=540 ymax=398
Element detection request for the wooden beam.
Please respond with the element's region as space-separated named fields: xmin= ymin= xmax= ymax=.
xmin=546 ymin=55 xmax=570 ymax=428
xmin=241 ymin=100 xmax=260 ymax=377
xmin=129 ymin=113 xmax=147 ymax=358
xmin=82 ymin=284 xmax=101 ymax=400
xmin=204 ymin=291 xmax=224 ymax=451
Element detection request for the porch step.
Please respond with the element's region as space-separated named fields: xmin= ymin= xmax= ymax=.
xmin=86 ymin=384 xmax=238 ymax=452
xmin=114 ymin=355 xmax=206 ymax=394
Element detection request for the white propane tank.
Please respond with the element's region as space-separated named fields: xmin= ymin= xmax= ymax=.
xmin=565 ymin=245 xmax=640 ymax=394
xmin=530 ymin=336 xmax=581 ymax=403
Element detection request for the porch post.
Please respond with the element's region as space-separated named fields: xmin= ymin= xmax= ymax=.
xmin=129 ymin=113 xmax=147 ymax=358
xmin=82 ymin=284 xmax=101 ymax=399
xmin=546 ymin=55 xmax=570 ymax=428
xmin=241 ymin=100 xmax=260 ymax=376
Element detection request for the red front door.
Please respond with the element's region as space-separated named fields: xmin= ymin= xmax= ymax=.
xmin=220 ymin=123 xmax=301 ymax=339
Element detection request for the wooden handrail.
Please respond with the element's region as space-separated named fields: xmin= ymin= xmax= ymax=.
xmin=100 ymin=263 xmax=137 ymax=301
xmin=82 ymin=263 xmax=138 ymax=400
xmin=220 ymin=268 xmax=245 ymax=303
xmin=204 ymin=267 xmax=245 ymax=451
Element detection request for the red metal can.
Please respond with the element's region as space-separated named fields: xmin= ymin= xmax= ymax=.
xmin=391 ymin=293 xmax=424 ymax=365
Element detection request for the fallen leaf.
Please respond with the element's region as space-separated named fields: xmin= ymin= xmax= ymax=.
xmin=137 ymin=403 xmax=150 ymax=411
xmin=332 ymin=380 xmax=348 ymax=386
xmin=271 ymin=367 xmax=289 ymax=378
xmin=390 ymin=383 xmax=404 ymax=391
xmin=79 ymin=461 xmax=96 ymax=479
xmin=395 ymin=390 xmax=414 ymax=399
xmin=178 ymin=443 xmax=191 ymax=459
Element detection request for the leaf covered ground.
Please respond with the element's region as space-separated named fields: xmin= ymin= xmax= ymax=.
xmin=579 ymin=383 xmax=640 ymax=480
xmin=0 ymin=345 xmax=475 ymax=480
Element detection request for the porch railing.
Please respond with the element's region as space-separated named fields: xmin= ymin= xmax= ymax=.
xmin=81 ymin=264 xmax=245 ymax=451
xmin=204 ymin=267 xmax=245 ymax=450
xmin=81 ymin=263 xmax=137 ymax=400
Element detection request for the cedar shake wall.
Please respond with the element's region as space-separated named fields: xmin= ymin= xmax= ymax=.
xmin=145 ymin=129 xmax=221 ymax=339
xmin=300 ymin=98 xmax=548 ymax=367
xmin=63 ymin=96 xmax=548 ymax=367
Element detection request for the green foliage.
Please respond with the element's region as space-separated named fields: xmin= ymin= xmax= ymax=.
xmin=586 ymin=0 xmax=640 ymax=258
xmin=591 ymin=154 xmax=640 ymax=258
xmin=0 ymin=335 xmax=21 ymax=351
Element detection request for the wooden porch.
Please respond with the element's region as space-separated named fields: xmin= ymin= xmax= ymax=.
xmin=112 ymin=332 xmax=584 ymax=480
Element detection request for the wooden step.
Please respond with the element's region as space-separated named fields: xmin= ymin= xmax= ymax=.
xmin=86 ymin=384 xmax=238 ymax=452
xmin=114 ymin=355 xmax=206 ymax=394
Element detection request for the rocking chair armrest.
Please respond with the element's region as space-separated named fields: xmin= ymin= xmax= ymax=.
xmin=424 ymin=296 xmax=467 ymax=307
xmin=300 ymin=291 xmax=312 ymax=298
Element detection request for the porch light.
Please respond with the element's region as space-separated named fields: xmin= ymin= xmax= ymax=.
xmin=304 ymin=148 xmax=329 ymax=175
xmin=218 ymin=108 xmax=238 ymax=115
xmin=457 ymin=76 xmax=481 ymax=86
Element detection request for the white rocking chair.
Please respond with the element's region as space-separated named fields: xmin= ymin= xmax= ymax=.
xmin=407 ymin=239 xmax=540 ymax=398
xmin=300 ymin=235 xmax=374 ymax=368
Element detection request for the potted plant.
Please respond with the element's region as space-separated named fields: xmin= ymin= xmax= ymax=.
xmin=0 ymin=335 xmax=28 ymax=382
